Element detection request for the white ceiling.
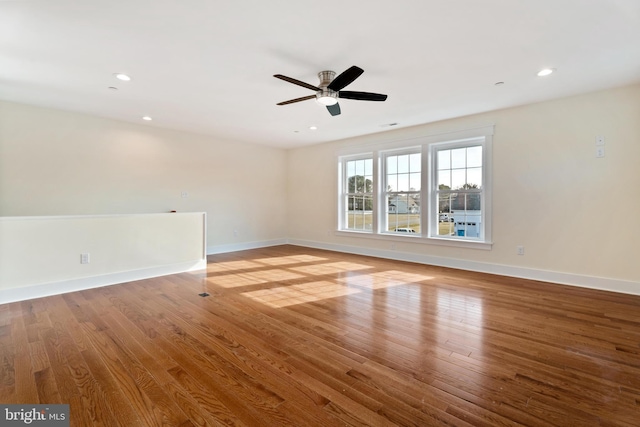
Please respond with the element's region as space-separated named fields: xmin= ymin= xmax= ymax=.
xmin=1 ymin=0 xmax=639 ymax=149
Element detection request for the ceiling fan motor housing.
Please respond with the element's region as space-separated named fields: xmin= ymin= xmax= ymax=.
xmin=316 ymin=70 xmax=338 ymax=105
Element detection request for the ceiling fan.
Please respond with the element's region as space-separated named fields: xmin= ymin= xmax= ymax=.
xmin=273 ymin=65 xmax=387 ymax=116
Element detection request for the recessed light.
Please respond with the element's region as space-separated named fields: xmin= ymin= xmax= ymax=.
xmin=494 ymin=81 xmax=505 ymax=86
xmin=142 ymin=116 xmax=152 ymax=121
xmin=114 ymin=73 xmax=131 ymax=81
xmin=537 ymin=68 xmax=555 ymax=77
xmin=107 ymin=86 xmax=118 ymax=91
xmin=309 ymin=126 xmax=318 ymax=130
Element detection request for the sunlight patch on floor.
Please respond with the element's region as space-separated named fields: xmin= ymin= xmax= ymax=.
xmin=207 ymin=273 xmax=268 ymax=288
xmin=290 ymin=262 xmax=373 ymax=276
xmin=254 ymin=255 xmax=328 ymax=265
xmin=374 ymin=270 xmax=434 ymax=284
xmin=242 ymin=281 xmax=360 ymax=308
xmin=206 ymin=260 xmax=263 ymax=273
xmin=208 ymin=269 xmax=305 ymax=288
xmin=339 ymin=272 xmax=407 ymax=290
xmin=244 ymin=269 xmax=306 ymax=282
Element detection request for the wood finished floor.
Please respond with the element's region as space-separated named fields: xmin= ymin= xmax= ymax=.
xmin=1 ymin=245 xmax=639 ymax=426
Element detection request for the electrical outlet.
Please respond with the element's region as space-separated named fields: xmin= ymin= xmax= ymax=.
xmin=181 ymin=191 xmax=189 ymax=198
xmin=80 ymin=253 xmax=90 ymax=264
xmin=233 ymin=230 xmax=238 ymax=237
xmin=595 ymin=146 xmax=605 ymax=158
xmin=391 ymin=243 xmax=397 ymax=250
xmin=516 ymin=246 xmax=524 ymax=256
xmin=595 ymin=136 xmax=605 ymax=146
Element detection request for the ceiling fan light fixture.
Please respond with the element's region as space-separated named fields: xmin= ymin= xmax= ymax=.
xmin=316 ymin=95 xmax=338 ymax=106
xmin=316 ymin=88 xmax=338 ymax=105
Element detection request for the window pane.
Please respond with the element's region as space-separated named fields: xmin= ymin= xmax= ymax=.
xmin=387 ymin=175 xmax=397 ymax=192
xmin=410 ymin=153 xmax=421 ymax=172
xmin=438 ymin=170 xmax=451 ymax=189
xmin=347 ymin=177 xmax=354 ymax=192
xmin=346 ymin=195 xmax=373 ymax=231
xmin=409 ymin=172 xmax=421 ymax=191
xmin=451 ymin=169 xmax=465 ymax=190
xmin=439 ymin=193 xmax=452 ymax=215
xmin=387 ymin=152 xmax=420 ymax=193
xmin=437 ymin=195 xmax=454 ymax=236
xmin=450 ymin=192 xmax=464 ymax=210
xmin=347 ymin=161 xmax=355 ymax=177
xmin=467 ymin=167 xmax=482 ymax=188
xmin=397 ymin=173 xmax=409 ymax=191
xmin=348 ymin=175 xmax=371 ymax=193
xmin=387 ymin=156 xmax=397 ymax=174
xmin=397 ymin=155 xmax=410 ymax=173
xmin=438 ymin=150 xmax=450 ymax=170
xmin=467 ymin=146 xmax=482 ymax=168
xmin=364 ymin=158 xmax=372 ymax=176
xmin=465 ymin=193 xmax=482 ymax=211
xmin=347 ymin=195 xmax=355 ymax=211
xmin=452 ymin=198 xmax=482 ymax=238
xmin=451 ymin=148 xmax=466 ymax=169
xmin=346 ymin=159 xmax=374 ymax=194
xmin=387 ymin=193 xmax=420 ymax=233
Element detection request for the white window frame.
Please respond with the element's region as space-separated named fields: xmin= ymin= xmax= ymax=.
xmin=338 ymin=153 xmax=375 ymax=233
xmin=380 ymin=147 xmax=422 ymax=235
xmin=427 ymin=136 xmax=492 ymax=245
xmin=336 ymin=126 xmax=493 ymax=250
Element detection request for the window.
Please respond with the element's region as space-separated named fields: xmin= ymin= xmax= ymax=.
xmin=341 ymin=156 xmax=373 ymax=232
xmin=432 ymin=143 xmax=484 ymax=239
xmin=337 ymin=126 xmax=492 ymax=248
xmin=384 ymin=150 xmax=421 ymax=234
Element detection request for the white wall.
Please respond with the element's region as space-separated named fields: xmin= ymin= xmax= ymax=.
xmin=0 ymin=101 xmax=288 ymax=253
xmin=0 ymin=213 xmax=207 ymax=303
xmin=287 ymin=84 xmax=640 ymax=294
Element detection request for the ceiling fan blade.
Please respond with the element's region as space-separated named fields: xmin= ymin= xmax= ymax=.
xmin=277 ymin=95 xmax=316 ymax=105
xmin=273 ymin=74 xmax=321 ymax=91
xmin=327 ymin=66 xmax=364 ymax=91
xmin=339 ymin=91 xmax=387 ymax=101
xmin=327 ymin=103 xmax=341 ymax=116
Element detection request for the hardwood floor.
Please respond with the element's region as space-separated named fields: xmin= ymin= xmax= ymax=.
xmin=1 ymin=245 xmax=639 ymax=426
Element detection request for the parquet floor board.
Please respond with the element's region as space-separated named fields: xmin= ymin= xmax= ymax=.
xmin=1 ymin=245 xmax=639 ymax=426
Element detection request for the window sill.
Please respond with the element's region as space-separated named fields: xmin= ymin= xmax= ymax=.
xmin=335 ymin=230 xmax=493 ymax=250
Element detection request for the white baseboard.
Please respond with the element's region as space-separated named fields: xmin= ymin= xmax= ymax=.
xmin=287 ymin=239 xmax=640 ymax=296
xmin=207 ymin=238 xmax=288 ymax=255
xmin=0 ymin=259 xmax=206 ymax=304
